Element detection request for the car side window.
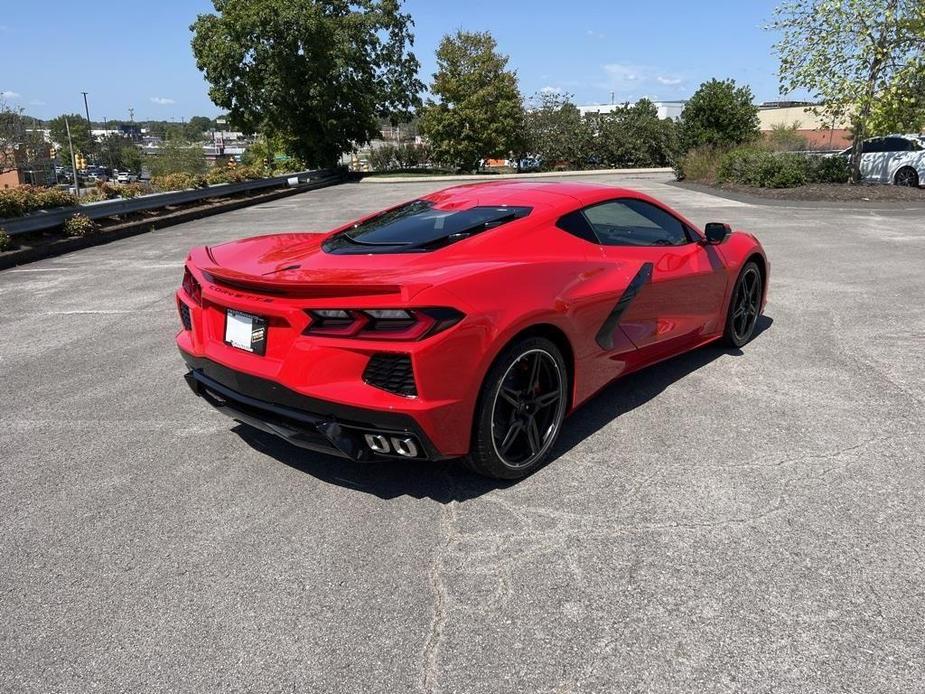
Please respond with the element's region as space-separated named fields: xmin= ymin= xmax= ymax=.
xmin=862 ymin=139 xmax=884 ymax=154
xmin=581 ymin=199 xmax=690 ymax=247
xmin=882 ymin=137 xmax=910 ymax=152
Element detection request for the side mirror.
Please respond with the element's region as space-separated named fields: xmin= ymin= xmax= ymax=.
xmin=704 ymin=222 xmax=732 ymax=245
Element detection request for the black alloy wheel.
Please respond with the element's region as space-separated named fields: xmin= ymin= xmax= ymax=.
xmin=724 ymin=261 xmax=763 ymax=347
xmin=466 ymin=337 xmax=568 ymax=479
xmin=895 ymin=167 xmax=920 ymax=188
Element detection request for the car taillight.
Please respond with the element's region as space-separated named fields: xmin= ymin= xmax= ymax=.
xmin=182 ymin=267 xmax=202 ymax=305
xmin=305 ymin=307 xmax=463 ymax=341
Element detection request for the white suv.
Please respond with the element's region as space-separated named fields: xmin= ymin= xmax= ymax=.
xmin=842 ymin=135 xmax=925 ymax=187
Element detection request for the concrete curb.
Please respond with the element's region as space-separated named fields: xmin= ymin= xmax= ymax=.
xmin=358 ymin=168 xmax=673 ymax=184
xmin=670 ymin=179 xmax=925 ymax=210
xmin=0 ymin=179 xmax=341 ymax=271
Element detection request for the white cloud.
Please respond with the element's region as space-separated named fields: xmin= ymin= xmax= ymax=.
xmin=603 ymin=63 xmax=642 ymax=84
xmin=586 ymin=29 xmax=606 ymax=39
xmin=1 ymin=90 xmax=21 ymax=99
xmin=149 ymin=96 xmax=176 ymax=105
xmin=599 ymin=64 xmax=685 ymax=95
xmin=539 ymin=85 xmax=562 ymax=95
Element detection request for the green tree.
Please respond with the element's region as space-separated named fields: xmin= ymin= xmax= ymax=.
xmin=1 ymin=100 xmax=50 ymax=181
xmin=48 ymin=114 xmax=94 ymax=164
xmin=191 ymin=0 xmax=423 ymax=167
xmin=184 ymin=116 xmax=215 ymax=141
xmin=771 ymin=0 xmax=925 ymax=181
xmin=148 ymin=140 xmax=208 ymax=177
xmin=120 ymin=145 xmax=144 ymax=174
xmin=523 ymin=91 xmax=592 ymax=170
xmin=97 ymin=133 xmax=145 ymax=172
xmin=1 ymin=100 xmax=28 ymax=172
xmin=678 ymin=79 xmax=760 ymax=152
xmin=420 ymin=31 xmax=526 ymax=172
xmin=597 ymin=99 xmax=678 ymax=167
xmin=869 ymin=58 xmax=925 ymax=134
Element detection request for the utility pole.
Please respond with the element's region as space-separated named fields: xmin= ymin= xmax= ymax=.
xmin=65 ymin=117 xmax=81 ymax=199
xmin=81 ymin=92 xmax=92 ymax=129
xmin=81 ymin=91 xmax=93 ymax=165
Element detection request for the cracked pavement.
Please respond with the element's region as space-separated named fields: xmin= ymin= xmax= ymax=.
xmin=1 ymin=173 xmax=923 ymax=692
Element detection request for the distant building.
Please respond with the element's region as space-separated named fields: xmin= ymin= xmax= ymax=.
xmin=758 ymin=102 xmax=851 ymax=150
xmin=1 ymin=141 xmax=56 ymax=189
xmin=577 ymin=100 xmax=688 ymax=120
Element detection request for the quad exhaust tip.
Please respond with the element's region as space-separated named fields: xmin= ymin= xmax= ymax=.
xmin=363 ymin=433 xmax=420 ymax=458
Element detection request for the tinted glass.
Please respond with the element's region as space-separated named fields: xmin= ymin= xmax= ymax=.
xmin=582 ymin=199 xmax=689 ymax=246
xmin=863 ymin=139 xmax=886 ymax=153
xmin=883 ymin=137 xmax=913 ymax=151
xmin=555 ymin=210 xmax=598 ymax=243
xmin=323 ymin=200 xmax=532 ymax=254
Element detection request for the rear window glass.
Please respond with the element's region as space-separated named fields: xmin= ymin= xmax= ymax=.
xmin=323 ymin=200 xmax=532 ymax=254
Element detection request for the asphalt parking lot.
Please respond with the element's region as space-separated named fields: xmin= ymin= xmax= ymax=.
xmin=1 ymin=173 xmax=923 ymax=693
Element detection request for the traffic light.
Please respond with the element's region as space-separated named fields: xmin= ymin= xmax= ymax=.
xmin=75 ymin=153 xmax=86 ymax=170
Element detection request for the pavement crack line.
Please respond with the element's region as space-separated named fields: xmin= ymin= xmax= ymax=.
xmin=419 ymin=474 xmax=459 ymax=694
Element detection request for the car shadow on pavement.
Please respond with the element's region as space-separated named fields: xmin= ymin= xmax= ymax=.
xmin=552 ymin=314 xmax=773 ymax=457
xmin=233 ymin=315 xmax=773 ymax=502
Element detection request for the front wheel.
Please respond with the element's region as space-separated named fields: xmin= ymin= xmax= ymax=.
xmin=464 ymin=337 xmax=568 ymax=480
xmin=723 ymin=261 xmax=763 ymax=348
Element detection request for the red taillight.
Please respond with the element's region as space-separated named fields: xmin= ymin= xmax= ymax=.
xmin=182 ymin=267 xmax=202 ymax=305
xmin=305 ymin=308 xmax=463 ymax=341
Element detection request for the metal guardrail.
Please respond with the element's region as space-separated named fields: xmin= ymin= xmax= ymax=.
xmin=1 ymin=169 xmax=342 ymax=236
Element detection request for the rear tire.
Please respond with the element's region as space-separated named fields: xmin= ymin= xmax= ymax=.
xmin=464 ymin=336 xmax=568 ymax=480
xmin=895 ymin=167 xmax=920 ymax=187
xmin=723 ymin=261 xmax=763 ymax=348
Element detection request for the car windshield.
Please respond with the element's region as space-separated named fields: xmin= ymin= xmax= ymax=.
xmin=323 ymin=200 xmax=532 ymax=254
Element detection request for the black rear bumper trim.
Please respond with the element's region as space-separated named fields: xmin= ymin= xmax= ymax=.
xmin=180 ymin=352 xmax=445 ymax=461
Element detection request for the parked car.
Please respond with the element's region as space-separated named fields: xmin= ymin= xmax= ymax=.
xmin=116 ymin=172 xmax=138 ymax=183
xmin=841 ymin=134 xmax=925 ymax=187
xmin=176 ymin=182 xmax=769 ymax=479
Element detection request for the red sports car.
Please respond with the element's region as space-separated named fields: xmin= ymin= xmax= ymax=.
xmin=177 ymin=181 xmax=768 ymax=479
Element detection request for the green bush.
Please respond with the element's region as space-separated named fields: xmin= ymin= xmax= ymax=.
xmin=114 ymin=183 xmax=150 ymax=198
xmin=671 ymin=141 xmax=850 ymax=189
xmin=82 ymin=182 xmax=151 ymax=203
xmin=31 ymin=187 xmax=78 ymax=211
xmin=674 ymin=145 xmax=725 ymax=183
xmin=63 ymin=213 xmax=99 ymax=238
xmin=0 ymin=228 xmax=10 ymax=252
xmin=151 ymin=172 xmax=207 ymax=192
xmin=0 ymin=186 xmax=78 ymax=218
xmin=718 ymin=148 xmax=809 ymax=188
xmin=206 ymin=165 xmax=246 ymax=185
xmin=807 ymin=155 xmax=851 ymax=183
xmin=238 ymin=163 xmax=270 ymax=180
xmin=764 ymin=154 xmax=808 ymax=188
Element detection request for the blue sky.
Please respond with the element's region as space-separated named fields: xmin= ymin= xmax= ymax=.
xmin=1 ymin=0 xmax=787 ymax=121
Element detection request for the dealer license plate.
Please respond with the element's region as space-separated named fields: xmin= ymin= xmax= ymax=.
xmin=224 ymin=309 xmax=267 ymax=355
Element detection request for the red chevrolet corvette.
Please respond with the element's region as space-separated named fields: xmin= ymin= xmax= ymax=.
xmin=177 ymin=181 xmax=768 ymax=479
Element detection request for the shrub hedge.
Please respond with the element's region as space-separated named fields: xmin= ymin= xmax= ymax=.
xmin=150 ymin=172 xmax=208 ymax=192
xmin=0 ymin=186 xmax=78 ymax=218
xmin=0 ymin=228 xmax=10 ymax=252
xmin=678 ymin=146 xmax=851 ymax=188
